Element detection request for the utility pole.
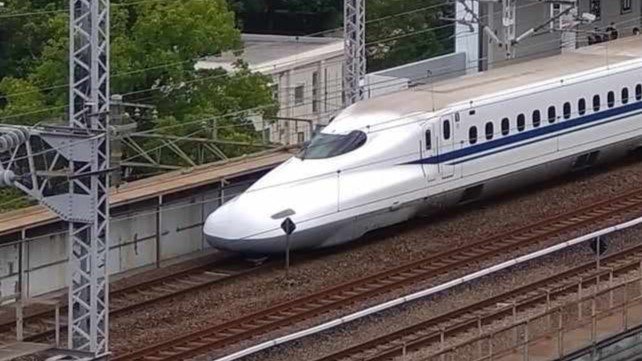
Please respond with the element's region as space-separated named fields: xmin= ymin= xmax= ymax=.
xmin=67 ymin=0 xmax=110 ymax=354
xmin=0 ymin=0 xmax=110 ymax=357
xmin=343 ymin=0 xmax=366 ymax=106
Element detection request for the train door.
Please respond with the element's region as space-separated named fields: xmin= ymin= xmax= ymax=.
xmin=421 ymin=123 xmax=437 ymax=182
xmin=439 ymin=114 xmax=456 ymax=179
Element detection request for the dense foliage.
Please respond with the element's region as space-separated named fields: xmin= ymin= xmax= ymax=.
xmin=0 ymin=0 xmax=277 ymax=211
xmin=231 ymin=0 xmax=453 ymax=72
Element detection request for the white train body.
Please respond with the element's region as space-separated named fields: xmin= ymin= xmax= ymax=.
xmin=204 ymin=37 xmax=642 ymax=254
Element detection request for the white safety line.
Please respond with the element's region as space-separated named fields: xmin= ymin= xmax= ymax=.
xmin=214 ymin=216 xmax=642 ymax=361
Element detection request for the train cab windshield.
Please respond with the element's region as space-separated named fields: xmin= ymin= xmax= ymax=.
xmin=297 ymin=130 xmax=367 ymax=160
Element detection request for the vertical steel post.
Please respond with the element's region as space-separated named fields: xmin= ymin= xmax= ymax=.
xmin=343 ymin=0 xmax=366 ymax=106
xmin=502 ymin=0 xmax=516 ymax=58
xmin=68 ymin=0 xmax=110 ymax=355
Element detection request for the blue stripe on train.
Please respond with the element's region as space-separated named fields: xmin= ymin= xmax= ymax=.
xmin=406 ymin=99 xmax=642 ymax=166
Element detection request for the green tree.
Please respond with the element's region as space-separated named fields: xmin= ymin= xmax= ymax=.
xmin=0 ymin=0 xmax=277 ymax=207
xmin=0 ymin=77 xmax=48 ymax=125
xmin=366 ymin=0 xmax=453 ymax=72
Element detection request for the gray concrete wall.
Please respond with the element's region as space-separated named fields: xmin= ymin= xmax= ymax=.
xmin=482 ymin=0 xmax=642 ymax=69
xmin=0 ymin=175 xmax=261 ymax=300
xmin=370 ymin=52 xmax=467 ymax=84
xmin=485 ymin=0 xmax=561 ymax=69
xmin=364 ymin=52 xmax=466 ymax=99
xmin=577 ymin=0 xmax=642 ymax=44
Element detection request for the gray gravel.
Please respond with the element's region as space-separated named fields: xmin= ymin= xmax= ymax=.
xmin=108 ymin=157 xmax=642 ymax=357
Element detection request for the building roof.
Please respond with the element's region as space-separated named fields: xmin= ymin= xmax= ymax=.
xmin=196 ymin=34 xmax=344 ymax=75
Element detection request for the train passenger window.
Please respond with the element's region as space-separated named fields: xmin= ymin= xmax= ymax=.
xmin=637 ymin=84 xmax=642 ymax=101
xmin=425 ymin=130 xmax=432 ymax=150
xmin=563 ymin=102 xmax=571 ymax=120
xmin=501 ymin=118 xmax=510 ymax=136
xmin=443 ymin=120 xmax=451 ymax=140
xmin=593 ymin=95 xmax=601 ymax=112
xmin=517 ymin=114 xmax=525 ymax=132
xmin=469 ymin=126 xmax=478 ymax=144
xmin=608 ymin=91 xmax=615 ymax=108
xmin=578 ymin=98 xmax=586 ymax=116
xmin=532 ymin=110 xmax=541 ymax=128
xmin=622 ymin=88 xmax=630 ymax=104
xmin=485 ymin=122 xmax=494 ymax=140
xmin=548 ymin=106 xmax=556 ymax=124
xmin=297 ymin=130 xmax=367 ymax=159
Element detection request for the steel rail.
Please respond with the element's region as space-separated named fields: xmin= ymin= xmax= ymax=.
xmin=314 ymin=244 xmax=642 ymax=361
xmin=112 ymin=187 xmax=642 ymax=361
xmin=0 ymin=256 xmax=267 ymax=343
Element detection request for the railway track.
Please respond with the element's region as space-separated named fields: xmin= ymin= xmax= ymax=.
xmin=112 ymin=187 xmax=642 ymax=361
xmin=314 ymin=243 xmax=642 ymax=361
xmin=0 ymin=256 xmax=266 ymax=343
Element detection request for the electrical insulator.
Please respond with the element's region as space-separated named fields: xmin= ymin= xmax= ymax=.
xmin=0 ymin=169 xmax=15 ymax=187
xmin=0 ymin=127 xmax=28 ymax=153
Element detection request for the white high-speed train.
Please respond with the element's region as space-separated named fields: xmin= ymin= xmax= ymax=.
xmin=204 ymin=37 xmax=642 ymax=254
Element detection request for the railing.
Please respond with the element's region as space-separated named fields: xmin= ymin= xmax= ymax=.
xmin=425 ymin=274 xmax=642 ymax=361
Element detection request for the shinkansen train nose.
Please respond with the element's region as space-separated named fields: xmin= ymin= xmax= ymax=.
xmin=203 ymin=197 xmax=287 ymax=253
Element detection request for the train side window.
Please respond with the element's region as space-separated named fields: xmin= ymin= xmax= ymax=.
xmin=425 ymin=130 xmax=432 ymax=150
xmin=593 ymin=95 xmax=601 ymax=112
xmin=578 ymin=98 xmax=586 ymax=115
xmin=636 ymin=84 xmax=642 ymax=101
xmin=469 ymin=126 xmax=478 ymax=145
xmin=563 ymin=102 xmax=571 ymax=119
xmin=607 ymin=91 xmax=615 ymax=108
xmin=485 ymin=122 xmax=494 ymax=140
xmin=501 ymin=118 xmax=510 ymax=136
xmin=548 ymin=106 xmax=556 ymax=124
xmin=443 ymin=120 xmax=451 ymax=140
xmin=622 ymin=87 xmax=630 ymax=104
xmin=532 ymin=110 xmax=541 ymax=128
xmin=517 ymin=114 xmax=525 ymax=132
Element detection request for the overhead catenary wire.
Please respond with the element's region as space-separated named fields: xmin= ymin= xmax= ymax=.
xmin=0 ymin=0 xmax=614 ymax=108
xmin=0 ymin=30 xmax=625 ymax=171
xmin=0 ymin=0 xmax=542 ymax=102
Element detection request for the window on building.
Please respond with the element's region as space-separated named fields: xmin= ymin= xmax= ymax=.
xmin=324 ymin=69 xmax=329 ymax=106
xmin=501 ymin=118 xmax=510 ymax=136
xmin=270 ymin=84 xmax=279 ymax=103
xmin=593 ymin=95 xmax=601 ymax=112
xmin=590 ymin=0 xmax=601 ymax=20
xmin=312 ymin=72 xmax=320 ymax=113
xmin=608 ymin=91 xmax=615 ymax=108
xmin=294 ymin=84 xmax=305 ymax=105
xmin=485 ymin=122 xmax=494 ymax=140
xmin=469 ymin=126 xmax=478 ymax=144
xmin=578 ymin=98 xmax=586 ymax=115
xmin=443 ymin=120 xmax=451 ymax=140
xmin=425 ymin=130 xmax=432 ymax=150
xmin=622 ymin=0 xmax=632 ymax=14
xmin=532 ymin=110 xmax=541 ymax=128
xmin=637 ymin=84 xmax=642 ymax=101
xmin=297 ymin=132 xmax=305 ymax=144
xmin=517 ymin=114 xmax=526 ymax=132
xmin=548 ymin=106 xmax=557 ymax=123
xmin=563 ymin=102 xmax=571 ymax=119
xmin=622 ymin=87 xmax=630 ymax=104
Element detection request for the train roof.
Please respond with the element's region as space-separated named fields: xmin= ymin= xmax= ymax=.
xmin=338 ymin=36 xmax=642 ymax=125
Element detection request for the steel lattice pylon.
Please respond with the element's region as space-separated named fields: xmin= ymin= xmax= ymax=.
xmin=343 ymin=0 xmax=366 ymax=106
xmin=68 ymin=0 xmax=110 ymax=354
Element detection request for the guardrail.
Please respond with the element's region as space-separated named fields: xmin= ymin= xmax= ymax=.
xmin=214 ymin=216 xmax=642 ymax=361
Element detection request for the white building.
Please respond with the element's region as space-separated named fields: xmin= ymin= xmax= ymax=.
xmin=197 ymin=34 xmax=344 ymax=145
